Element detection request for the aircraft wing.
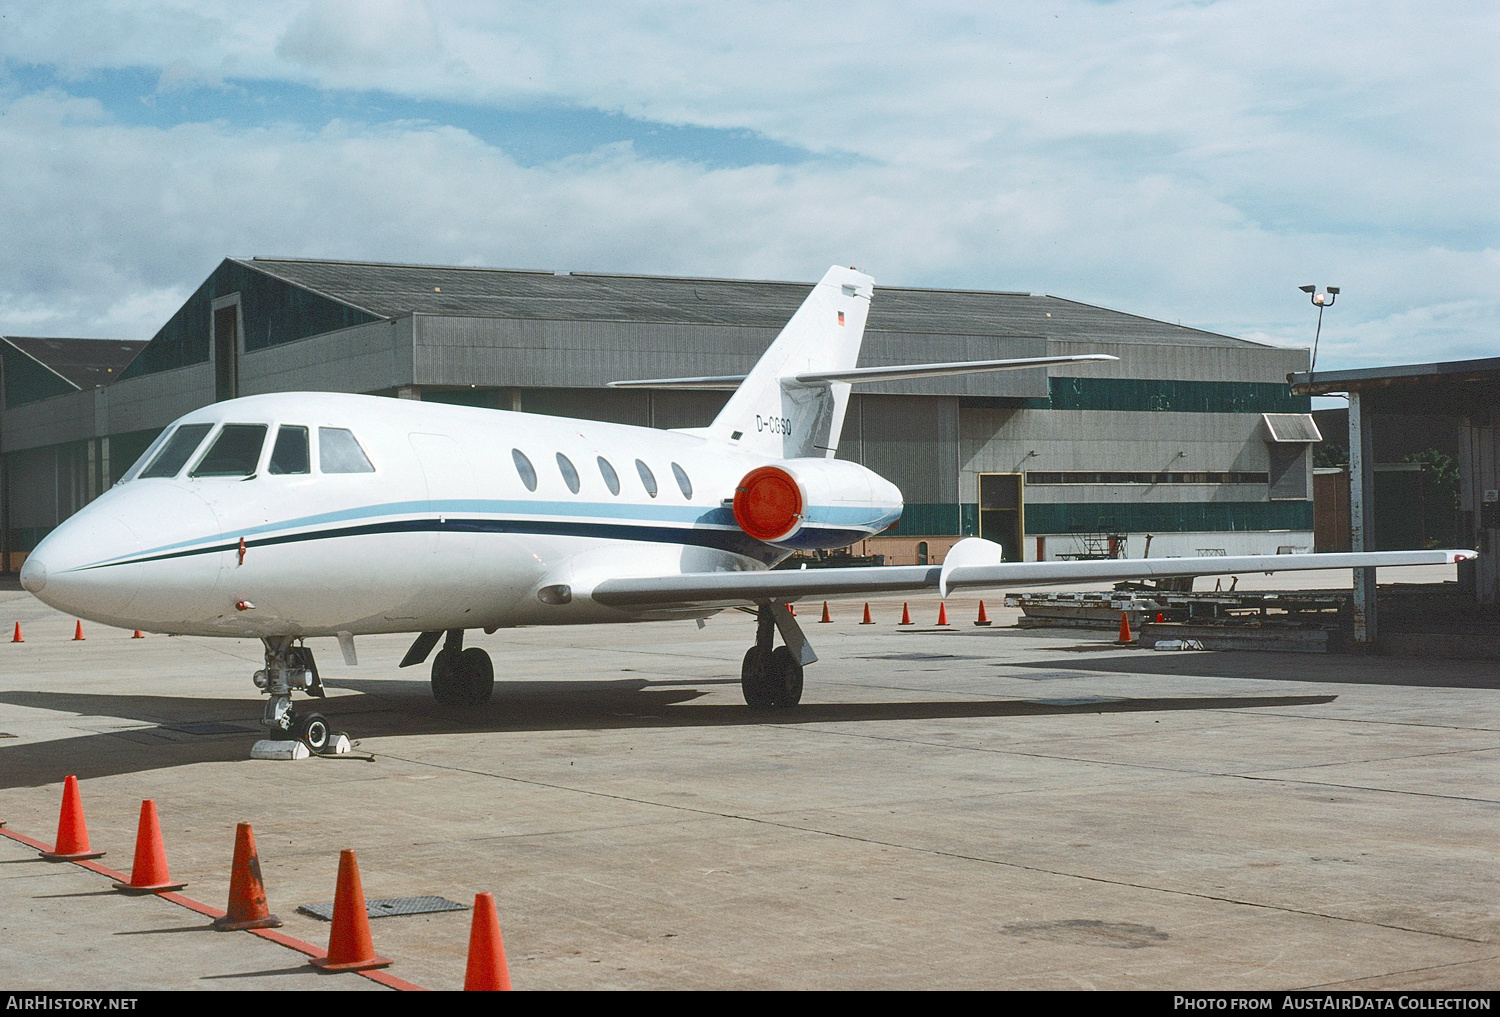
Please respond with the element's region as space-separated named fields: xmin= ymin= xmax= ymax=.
xmin=590 ymin=543 xmax=1473 ymax=611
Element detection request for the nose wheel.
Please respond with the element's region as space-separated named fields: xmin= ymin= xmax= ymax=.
xmin=292 ymin=711 xmax=333 ymax=753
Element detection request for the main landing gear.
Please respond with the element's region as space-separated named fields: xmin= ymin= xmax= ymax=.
xmin=399 ymin=629 xmax=494 ymax=707
xmin=741 ymin=604 xmax=813 ymax=709
xmin=254 ymin=637 xmax=334 ymax=752
xmin=429 ymin=630 xmax=494 ymax=707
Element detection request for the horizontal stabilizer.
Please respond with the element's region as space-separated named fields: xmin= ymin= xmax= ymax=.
xmin=607 ymin=354 xmax=1116 ymax=391
xmin=791 ymin=353 xmax=1116 ymax=386
xmin=608 ymin=374 xmax=746 ymax=390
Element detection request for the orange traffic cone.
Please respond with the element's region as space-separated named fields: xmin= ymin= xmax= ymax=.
xmin=899 ymin=603 xmax=912 ymax=625
xmin=72 ymin=621 xmax=84 ymax=641
xmin=40 ymin=775 xmax=105 ymax=861
xmin=1117 ymin=612 xmax=1133 ymax=644
xmin=131 ymin=630 xmax=144 ymax=639
xmin=212 ymin=823 xmax=282 ymax=931
xmin=860 ymin=603 xmax=874 ymax=625
xmin=113 ymin=800 xmax=186 ymax=894
xmin=936 ymin=603 xmax=949 ymax=626
xmin=310 ymin=850 xmax=391 ymax=972
xmin=464 ymin=892 xmax=512 ymax=991
xmin=10 ymin=622 xmax=21 ymax=643
xmin=819 ymin=601 xmax=832 ymax=624
xmin=974 ymin=601 xmax=992 ymax=627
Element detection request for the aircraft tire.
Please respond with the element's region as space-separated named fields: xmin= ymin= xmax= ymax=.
xmin=295 ymin=711 xmax=332 ymax=752
xmin=766 ymin=646 xmax=804 ymax=708
xmin=459 ymin=647 xmax=495 ymax=706
xmin=741 ymin=646 xmax=776 ymax=709
xmin=431 ymin=648 xmax=462 ymax=706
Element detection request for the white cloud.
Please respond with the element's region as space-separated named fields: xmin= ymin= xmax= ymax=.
xmin=0 ymin=0 xmax=1494 ymax=370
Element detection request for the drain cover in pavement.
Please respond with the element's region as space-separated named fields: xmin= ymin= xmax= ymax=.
xmin=858 ymin=652 xmax=983 ymax=662
xmin=297 ymin=895 xmax=469 ymax=921
xmin=162 ymin=721 xmax=258 ymax=735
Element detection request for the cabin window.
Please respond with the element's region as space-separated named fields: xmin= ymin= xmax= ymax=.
xmin=139 ymin=423 xmax=213 ymax=479
xmin=191 ymin=424 xmax=268 ymax=478
xmin=512 ymin=449 xmax=538 ymax=492
xmin=671 ymin=462 xmax=693 ymax=499
xmin=597 ymin=456 xmax=621 ymax=496
xmin=319 ymin=427 xmax=375 ymax=474
xmin=268 ymin=425 xmax=310 ymax=475
xmin=556 ymin=452 xmax=581 ymax=494
xmin=636 ymin=459 xmax=658 ymax=498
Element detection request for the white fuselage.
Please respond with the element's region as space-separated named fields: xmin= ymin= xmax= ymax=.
xmin=22 ymin=392 xmax=896 ymax=638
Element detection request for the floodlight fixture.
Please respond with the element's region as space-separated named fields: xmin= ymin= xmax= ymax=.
xmin=1299 ymin=283 xmax=1340 ymax=371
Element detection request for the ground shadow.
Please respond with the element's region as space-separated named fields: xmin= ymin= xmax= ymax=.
xmin=1008 ymin=649 xmax=1500 ymax=689
xmin=0 ymin=680 xmax=1335 ymax=788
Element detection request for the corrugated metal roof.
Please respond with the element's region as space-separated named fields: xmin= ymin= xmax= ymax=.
xmin=1 ymin=336 xmax=149 ymax=389
xmin=241 ymin=257 xmax=1263 ymax=349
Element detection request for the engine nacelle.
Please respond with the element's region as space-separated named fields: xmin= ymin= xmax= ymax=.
xmin=732 ymin=458 xmax=903 ymax=550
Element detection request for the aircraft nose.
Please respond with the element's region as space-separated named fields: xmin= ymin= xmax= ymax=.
xmin=26 ymin=512 xmax=143 ymax=619
xmin=19 ymin=554 xmax=47 ymax=594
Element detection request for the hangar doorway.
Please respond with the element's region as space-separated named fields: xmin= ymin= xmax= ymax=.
xmin=213 ymin=302 xmax=239 ymax=403
xmin=978 ymin=472 xmax=1024 ymax=562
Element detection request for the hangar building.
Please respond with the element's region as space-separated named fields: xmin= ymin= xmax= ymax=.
xmin=1 ymin=258 xmax=1316 ymax=570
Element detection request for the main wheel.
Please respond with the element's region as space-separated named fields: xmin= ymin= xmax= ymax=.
xmin=458 ymin=647 xmax=495 ymax=706
xmin=431 ymin=648 xmax=462 ymax=706
xmin=741 ymin=646 xmax=776 ymax=709
xmin=294 ymin=711 xmax=332 ymax=752
xmin=766 ymin=646 xmax=804 ymax=708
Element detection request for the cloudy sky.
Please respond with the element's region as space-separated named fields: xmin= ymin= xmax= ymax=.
xmin=0 ymin=1 xmax=1494 ymax=372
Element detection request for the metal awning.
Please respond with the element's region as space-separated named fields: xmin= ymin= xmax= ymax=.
xmin=1261 ymin=413 xmax=1322 ymax=443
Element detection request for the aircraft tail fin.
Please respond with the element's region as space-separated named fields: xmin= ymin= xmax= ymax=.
xmin=704 ymin=265 xmax=873 ymax=459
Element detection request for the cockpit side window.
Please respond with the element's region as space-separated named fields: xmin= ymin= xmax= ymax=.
xmin=268 ymin=425 xmax=311 ymax=475
xmin=140 ymin=423 xmax=214 ymax=479
xmin=121 ymin=427 xmax=176 ymax=482
xmin=319 ymin=427 xmax=376 ymax=474
xmin=191 ymin=424 xmax=269 ymax=478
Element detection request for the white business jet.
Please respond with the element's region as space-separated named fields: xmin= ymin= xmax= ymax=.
xmin=19 ymin=266 xmax=1471 ymax=750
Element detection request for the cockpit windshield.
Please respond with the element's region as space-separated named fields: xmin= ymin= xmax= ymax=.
xmin=191 ymin=424 xmax=269 ymax=478
xmin=319 ymin=427 xmax=375 ymax=474
xmin=139 ymin=423 xmax=214 ymax=479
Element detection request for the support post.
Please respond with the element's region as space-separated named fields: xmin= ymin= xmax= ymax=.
xmin=1348 ymin=390 xmax=1378 ymax=646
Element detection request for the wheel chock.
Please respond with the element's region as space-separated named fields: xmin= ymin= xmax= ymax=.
xmin=251 ymin=739 xmax=310 ymax=761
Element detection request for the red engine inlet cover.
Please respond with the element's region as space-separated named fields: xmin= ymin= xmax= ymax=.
xmin=733 ymin=466 xmax=804 ymax=542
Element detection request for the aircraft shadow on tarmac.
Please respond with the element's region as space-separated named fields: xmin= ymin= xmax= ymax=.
xmin=0 ymin=680 xmax=1336 ymax=788
xmin=1012 ymin=650 xmax=1500 ymax=689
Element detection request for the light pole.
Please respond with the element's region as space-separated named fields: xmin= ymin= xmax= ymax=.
xmin=1298 ymin=284 xmax=1340 ymax=372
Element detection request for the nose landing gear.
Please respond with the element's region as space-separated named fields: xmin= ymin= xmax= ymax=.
xmin=255 ymin=638 xmax=337 ymax=752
